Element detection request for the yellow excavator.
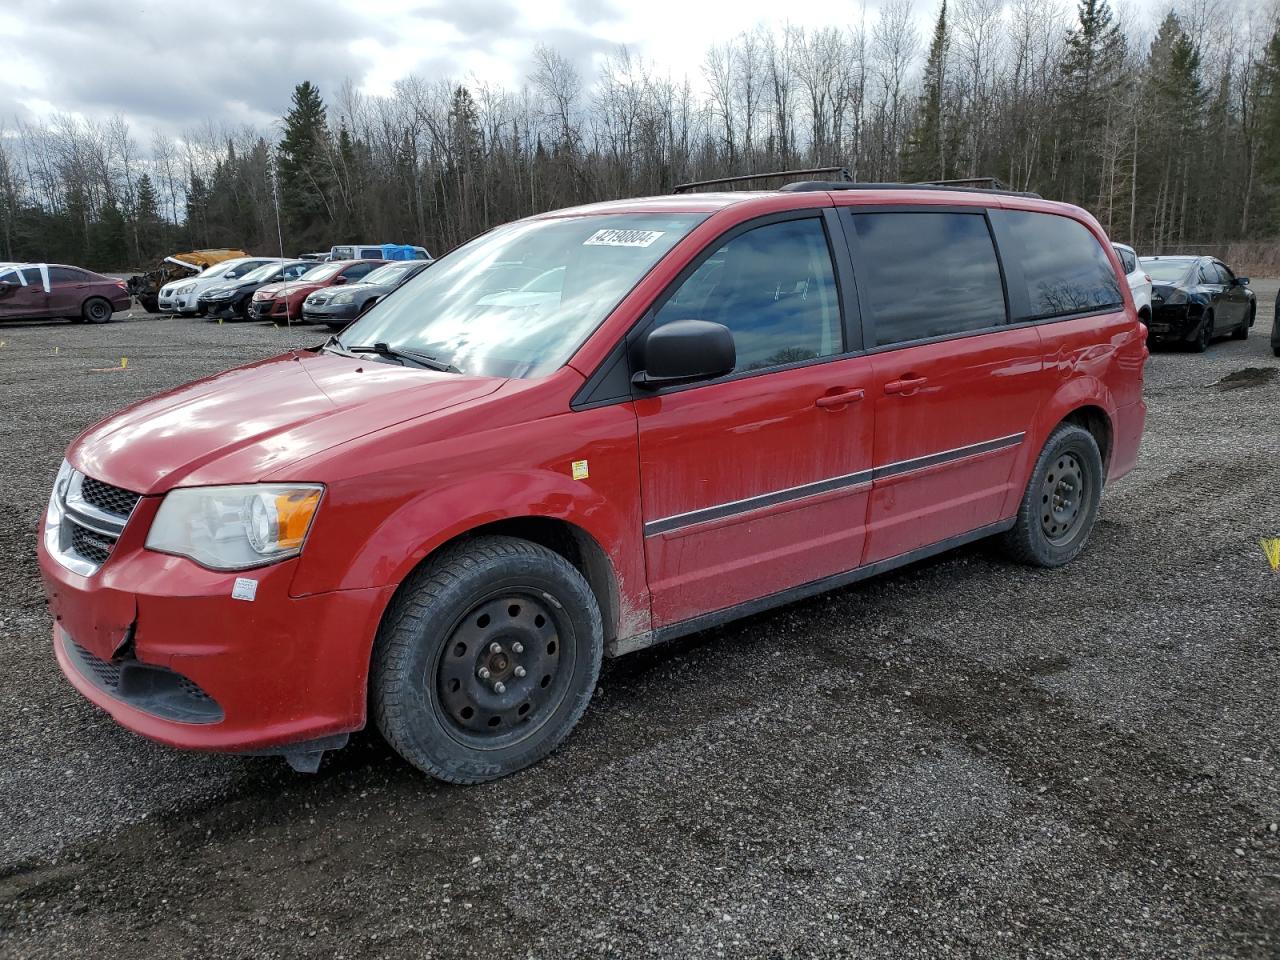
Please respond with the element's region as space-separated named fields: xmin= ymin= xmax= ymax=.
xmin=128 ymin=249 xmax=248 ymax=312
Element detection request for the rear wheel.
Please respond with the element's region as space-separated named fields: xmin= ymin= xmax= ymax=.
xmin=1001 ymin=423 xmax=1103 ymax=568
xmin=1191 ymin=311 xmax=1213 ymax=352
xmin=81 ymin=297 xmax=113 ymax=324
xmin=372 ymin=536 xmax=602 ymax=783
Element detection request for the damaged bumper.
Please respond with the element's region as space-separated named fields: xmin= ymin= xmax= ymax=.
xmin=38 ymin=517 xmax=391 ymax=757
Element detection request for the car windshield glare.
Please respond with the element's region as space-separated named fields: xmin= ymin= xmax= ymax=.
xmin=1140 ymin=259 xmax=1194 ymax=283
xmin=338 ymin=213 xmax=705 ymax=378
xmin=302 ymin=263 xmax=343 ymax=282
xmin=361 ymin=263 xmax=414 ymax=286
xmin=240 ymin=263 xmax=281 ymax=283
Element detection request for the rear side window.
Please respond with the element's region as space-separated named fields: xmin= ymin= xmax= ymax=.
xmin=846 ymin=211 xmax=1006 ymax=347
xmin=994 ymin=210 xmax=1122 ymax=320
xmin=1116 ymin=247 xmax=1136 ymax=273
xmin=47 ymin=267 xmax=88 ymax=283
xmin=654 ymin=217 xmax=842 ymax=372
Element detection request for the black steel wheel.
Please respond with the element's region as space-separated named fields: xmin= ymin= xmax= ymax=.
xmin=1002 ymin=422 xmax=1103 ymax=568
xmin=372 ymin=535 xmax=602 ymax=783
xmin=1038 ymin=450 xmax=1091 ymax=546
xmin=435 ymin=591 xmax=574 ymax=749
xmin=81 ymin=297 xmax=113 ymax=324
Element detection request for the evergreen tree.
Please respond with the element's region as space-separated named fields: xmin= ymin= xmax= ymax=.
xmin=88 ymin=202 xmax=128 ymax=269
xmin=1255 ymin=29 xmax=1280 ymax=219
xmin=134 ymin=173 xmax=161 ymax=261
xmin=276 ymin=81 xmax=334 ymax=247
xmin=1059 ymin=0 xmax=1127 ymax=204
xmin=903 ymin=1 xmax=957 ymax=182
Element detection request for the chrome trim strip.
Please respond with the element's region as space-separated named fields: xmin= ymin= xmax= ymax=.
xmin=644 ymin=431 xmax=1026 ymax=537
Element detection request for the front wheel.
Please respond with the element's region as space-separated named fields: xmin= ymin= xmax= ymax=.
xmin=372 ymin=536 xmax=602 ymax=783
xmin=1001 ymin=423 xmax=1104 ymax=568
xmin=81 ymin=297 xmax=114 ymax=324
xmin=1231 ymin=305 xmax=1252 ymax=340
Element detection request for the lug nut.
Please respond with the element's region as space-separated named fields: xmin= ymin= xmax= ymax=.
xmin=511 ymin=642 xmax=524 ymax=654
xmin=489 ymin=642 xmax=503 ymax=654
xmin=494 ymin=681 xmax=507 ymax=694
xmin=478 ymin=667 xmax=491 ymax=679
xmin=514 ymin=666 xmax=527 ymax=678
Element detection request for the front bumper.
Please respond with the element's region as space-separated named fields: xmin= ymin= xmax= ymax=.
xmin=39 ymin=510 xmax=393 ymax=753
xmin=302 ymin=302 xmax=360 ymax=327
xmin=200 ymin=298 xmax=241 ymax=318
xmin=248 ymin=299 xmax=289 ymax=321
xmin=159 ymin=291 xmax=201 ymax=315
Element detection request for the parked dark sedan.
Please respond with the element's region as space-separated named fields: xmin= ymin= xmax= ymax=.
xmin=1140 ymin=255 xmax=1255 ymax=352
xmin=300 ymin=260 xmax=431 ymax=327
xmin=197 ymin=260 xmax=314 ymax=320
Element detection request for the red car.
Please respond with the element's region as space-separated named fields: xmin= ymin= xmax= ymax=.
xmin=0 ymin=263 xmax=131 ymax=323
xmin=248 ymin=259 xmax=385 ymax=321
xmin=39 ymin=179 xmax=1146 ymax=781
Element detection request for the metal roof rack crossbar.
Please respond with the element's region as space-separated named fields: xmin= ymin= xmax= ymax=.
xmin=672 ymin=166 xmax=853 ymax=194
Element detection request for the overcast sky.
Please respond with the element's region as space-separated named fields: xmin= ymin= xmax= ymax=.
xmin=3 ymin=0 xmax=1163 ymax=138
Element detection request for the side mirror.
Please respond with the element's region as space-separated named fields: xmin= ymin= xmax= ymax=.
xmin=1236 ymin=277 xmax=1250 ymax=286
xmin=0 ymin=280 xmax=16 ymax=299
xmin=332 ymin=276 xmax=348 ymax=285
xmin=633 ymin=320 xmax=735 ymax=389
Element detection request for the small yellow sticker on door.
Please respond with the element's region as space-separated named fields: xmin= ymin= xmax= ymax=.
xmin=1262 ymin=538 xmax=1280 ymax=571
xmin=571 ymin=460 xmax=589 ymax=481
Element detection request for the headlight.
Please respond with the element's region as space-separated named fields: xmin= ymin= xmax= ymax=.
xmin=330 ymin=291 xmax=358 ymax=305
xmin=145 ymin=484 xmax=323 ymax=570
xmin=175 ymin=282 xmax=196 ymax=294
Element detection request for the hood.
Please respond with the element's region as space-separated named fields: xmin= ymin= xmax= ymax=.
xmin=277 ymin=281 xmax=323 ymax=298
xmin=69 ymin=351 xmax=505 ymax=494
xmin=256 ymin=281 xmax=287 ymax=298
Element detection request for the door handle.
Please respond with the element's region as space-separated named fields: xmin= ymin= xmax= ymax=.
xmin=815 ymin=388 xmax=865 ymax=409
xmin=884 ymin=376 xmax=928 ymax=395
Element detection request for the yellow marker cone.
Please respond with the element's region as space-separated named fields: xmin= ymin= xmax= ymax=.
xmin=1262 ymin=539 xmax=1280 ymax=572
xmin=120 ymin=357 xmax=128 ymax=369
xmin=218 ymin=317 xmax=223 ymax=325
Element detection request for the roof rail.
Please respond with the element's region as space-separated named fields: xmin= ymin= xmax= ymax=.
xmin=672 ymin=166 xmax=852 ymax=194
xmin=781 ymin=178 xmax=1041 ymax=199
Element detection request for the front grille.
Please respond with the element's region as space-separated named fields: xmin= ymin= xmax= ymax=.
xmin=69 ymin=524 xmax=113 ymax=565
xmin=80 ymin=477 xmax=140 ymax=517
xmin=71 ymin=638 xmax=123 ymax=691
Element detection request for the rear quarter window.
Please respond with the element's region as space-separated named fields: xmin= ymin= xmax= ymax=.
xmin=993 ymin=210 xmax=1123 ymax=320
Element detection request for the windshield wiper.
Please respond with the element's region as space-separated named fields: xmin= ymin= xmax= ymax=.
xmin=344 ymin=341 xmax=460 ymax=373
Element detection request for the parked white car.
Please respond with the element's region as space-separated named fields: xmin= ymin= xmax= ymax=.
xmin=158 ymin=257 xmax=282 ymax=315
xmin=1113 ymin=243 xmax=1152 ymax=322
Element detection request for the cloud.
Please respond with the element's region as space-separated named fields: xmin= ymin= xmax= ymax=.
xmin=566 ymin=0 xmax=623 ymax=25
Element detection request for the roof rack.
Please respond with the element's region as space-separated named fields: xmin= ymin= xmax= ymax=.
xmin=672 ymin=166 xmax=852 ymax=194
xmin=781 ymin=177 xmax=1041 ymax=199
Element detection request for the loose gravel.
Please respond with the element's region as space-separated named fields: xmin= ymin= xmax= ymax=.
xmin=0 ymin=296 xmax=1276 ymax=959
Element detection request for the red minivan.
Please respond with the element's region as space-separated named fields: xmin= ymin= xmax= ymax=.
xmin=38 ymin=181 xmax=1146 ymax=781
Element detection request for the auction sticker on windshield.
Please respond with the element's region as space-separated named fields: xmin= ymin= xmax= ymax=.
xmin=583 ymin=229 xmax=665 ymax=247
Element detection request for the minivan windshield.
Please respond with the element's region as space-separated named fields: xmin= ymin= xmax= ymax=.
xmin=337 ymin=213 xmax=705 ymax=378
xmin=1140 ymin=259 xmax=1194 ymax=283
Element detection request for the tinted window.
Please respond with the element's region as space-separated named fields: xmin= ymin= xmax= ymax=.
xmin=283 ymin=263 xmax=311 ymax=280
xmin=848 ymin=212 xmax=1006 ymax=347
xmin=1213 ymin=262 xmax=1234 ymax=284
xmin=1198 ymin=262 xmax=1218 ymax=284
xmin=224 ymin=261 xmax=265 ymax=279
xmin=654 ymin=217 xmax=842 ymax=372
xmin=996 ymin=210 xmax=1122 ymax=319
xmin=343 ymin=262 xmax=379 ymax=280
xmin=47 ymin=267 xmax=88 ymax=283
xmin=18 ymin=267 xmax=44 ymax=285
xmin=1115 ymin=247 xmax=1136 ymax=273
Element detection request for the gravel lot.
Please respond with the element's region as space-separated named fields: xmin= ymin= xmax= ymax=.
xmin=0 ymin=295 xmax=1277 ymax=959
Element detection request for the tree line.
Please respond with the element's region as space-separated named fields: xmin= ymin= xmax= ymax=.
xmin=2 ymin=0 xmax=1280 ymax=271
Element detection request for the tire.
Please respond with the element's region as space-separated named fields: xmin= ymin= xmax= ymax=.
xmin=1001 ymin=423 xmax=1104 ymax=568
xmin=81 ymin=297 xmax=113 ymax=324
xmin=1231 ymin=305 xmax=1252 ymax=340
xmin=372 ymin=535 xmax=602 ymax=784
xmin=1273 ymin=345 xmax=1280 ymax=358
xmin=1190 ymin=310 xmax=1213 ymax=352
